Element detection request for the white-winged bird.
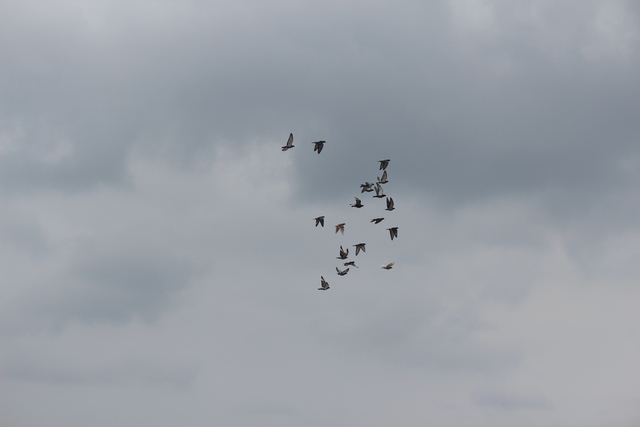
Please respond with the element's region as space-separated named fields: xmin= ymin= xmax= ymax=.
xmin=281 ymin=133 xmax=294 ymax=151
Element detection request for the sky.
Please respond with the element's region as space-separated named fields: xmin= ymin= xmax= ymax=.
xmin=1 ymin=0 xmax=640 ymax=426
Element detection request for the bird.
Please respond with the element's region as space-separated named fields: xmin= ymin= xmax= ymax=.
xmin=336 ymin=267 xmax=350 ymax=276
xmin=382 ymin=262 xmax=395 ymax=270
xmin=336 ymin=246 xmax=349 ymax=260
xmin=373 ymin=183 xmax=386 ymax=198
xmin=371 ymin=217 xmax=385 ymax=224
xmin=353 ymin=243 xmax=366 ymax=255
xmin=318 ymin=276 xmax=330 ymax=290
xmin=379 ymin=159 xmax=390 ymax=170
xmin=385 ymin=197 xmax=395 ymax=211
xmin=377 ymin=170 xmax=388 ymax=184
xmin=314 ymin=216 xmax=325 ymax=227
xmin=350 ymin=197 xmax=364 ymax=208
xmin=335 ymin=223 xmax=345 ymax=234
xmin=281 ymin=133 xmax=294 ymax=151
xmin=312 ymin=140 xmax=326 ymax=153
xmin=343 ymin=261 xmax=358 ymax=268
xmin=387 ymin=227 xmax=398 ymax=240
xmin=360 ymin=182 xmax=375 ymax=193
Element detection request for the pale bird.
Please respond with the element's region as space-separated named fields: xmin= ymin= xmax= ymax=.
xmin=382 ymin=262 xmax=395 ymax=270
xmin=281 ymin=133 xmax=294 ymax=151
xmin=318 ymin=276 xmax=330 ymax=290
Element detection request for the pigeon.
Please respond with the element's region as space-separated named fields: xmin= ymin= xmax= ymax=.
xmin=377 ymin=170 xmax=388 ymax=184
xmin=350 ymin=197 xmax=364 ymax=208
xmin=336 ymin=246 xmax=349 ymax=260
xmin=281 ymin=133 xmax=294 ymax=151
xmin=343 ymin=261 xmax=358 ymax=268
xmin=379 ymin=159 xmax=390 ymax=170
xmin=335 ymin=223 xmax=345 ymax=234
xmin=371 ymin=217 xmax=385 ymax=224
xmin=336 ymin=267 xmax=350 ymax=276
xmin=385 ymin=197 xmax=395 ymax=211
xmin=373 ymin=183 xmax=386 ymax=198
xmin=318 ymin=276 xmax=330 ymax=290
xmin=314 ymin=216 xmax=325 ymax=227
xmin=312 ymin=140 xmax=326 ymax=153
xmin=382 ymin=262 xmax=395 ymax=270
xmin=387 ymin=227 xmax=398 ymax=240
xmin=353 ymin=243 xmax=366 ymax=255
xmin=360 ymin=182 xmax=375 ymax=193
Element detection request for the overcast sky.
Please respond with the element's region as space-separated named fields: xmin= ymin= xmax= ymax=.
xmin=2 ymin=1 xmax=640 ymax=426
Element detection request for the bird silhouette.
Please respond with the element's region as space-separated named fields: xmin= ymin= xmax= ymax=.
xmin=379 ymin=159 xmax=390 ymax=170
xmin=360 ymin=182 xmax=375 ymax=193
xmin=371 ymin=218 xmax=385 ymax=224
xmin=343 ymin=261 xmax=358 ymax=268
xmin=314 ymin=216 xmax=325 ymax=227
xmin=318 ymin=276 xmax=330 ymax=290
xmin=377 ymin=170 xmax=388 ymax=184
xmin=312 ymin=140 xmax=326 ymax=153
xmin=387 ymin=227 xmax=398 ymax=240
xmin=336 ymin=246 xmax=349 ymax=260
xmin=373 ymin=183 xmax=386 ymax=198
xmin=382 ymin=262 xmax=395 ymax=270
xmin=336 ymin=267 xmax=350 ymax=276
xmin=385 ymin=197 xmax=395 ymax=211
xmin=281 ymin=133 xmax=294 ymax=151
xmin=351 ymin=197 xmax=364 ymax=208
xmin=353 ymin=243 xmax=366 ymax=255
xmin=335 ymin=223 xmax=345 ymax=234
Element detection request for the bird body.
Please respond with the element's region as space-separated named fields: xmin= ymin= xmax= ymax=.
xmin=312 ymin=140 xmax=326 ymax=153
xmin=318 ymin=276 xmax=330 ymax=290
xmin=360 ymin=182 xmax=375 ymax=193
xmin=371 ymin=217 xmax=385 ymax=224
xmin=373 ymin=183 xmax=386 ymax=198
xmin=385 ymin=197 xmax=395 ymax=211
xmin=314 ymin=216 xmax=325 ymax=227
xmin=353 ymin=243 xmax=366 ymax=255
xmin=387 ymin=227 xmax=398 ymax=240
xmin=343 ymin=261 xmax=358 ymax=268
xmin=351 ymin=197 xmax=364 ymax=208
xmin=281 ymin=133 xmax=294 ymax=151
xmin=336 ymin=246 xmax=349 ymax=260
xmin=382 ymin=262 xmax=395 ymax=270
xmin=379 ymin=159 xmax=390 ymax=170
xmin=336 ymin=267 xmax=350 ymax=276
xmin=335 ymin=223 xmax=345 ymax=234
xmin=377 ymin=170 xmax=388 ymax=184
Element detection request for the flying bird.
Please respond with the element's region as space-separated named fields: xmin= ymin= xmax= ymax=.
xmin=382 ymin=262 xmax=395 ymax=270
xmin=360 ymin=182 xmax=375 ymax=193
xmin=373 ymin=183 xmax=386 ymax=198
xmin=379 ymin=159 xmax=390 ymax=170
xmin=385 ymin=197 xmax=395 ymax=211
xmin=377 ymin=170 xmax=388 ymax=184
xmin=350 ymin=197 xmax=364 ymax=208
xmin=336 ymin=267 xmax=350 ymax=276
xmin=343 ymin=261 xmax=358 ymax=268
xmin=353 ymin=243 xmax=366 ymax=255
xmin=335 ymin=223 xmax=345 ymax=234
xmin=318 ymin=276 xmax=330 ymax=290
xmin=312 ymin=140 xmax=326 ymax=153
xmin=371 ymin=217 xmax=385 ymax=224
xmin=387 ymin=227 xmax=398 ymax=240
xmin=281 ymin=133 xmax=294 ymax=151
xmin=336 ymin=246 xmax=349 ymax=260
xmin=314 ymin=216 xmax=325 ymax=227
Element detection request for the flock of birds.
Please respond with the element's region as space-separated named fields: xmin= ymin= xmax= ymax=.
xmin=282 ymin=133 xmax=398 ymax=291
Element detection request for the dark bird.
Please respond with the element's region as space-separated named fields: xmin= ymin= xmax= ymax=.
xmin=281 ymin=133 xmax=294 ymax=151
xmin=318 ymin=276 xmax=330 ymax=290
xmin=312 ymin=140 xmax=326 ymax=153
xmin=336 ymin=267 xmax=350 ymax=276
xmin=382 ymin=262 xmax=395 ymax=270
xmin=343 ymin=261 xmax=358 ymax=268
xmin=350 ymin=197 xmax=364 ymax=208
xmin=353 ymin=243 xmax=366 ymax=256
xmin=335 ymin=223 xmax=345 ymax=234
xmin=379 ymin=159 xmax=390 ymax=170
xmin=336 ymin=246 xmax=349 ymax=260
xmin=373 ymin=183 xmax=386 ymax=198
xmin=385 ymin=197 xmax=395 ymax=211
xmin=360 ymin=182 xmax=375 ymax=193
xmin=371 ymin=217 xmax=385 ymax=224
xmin=377 ymin=170 xmax=388 ymax=184
xmin=314 ymin=216 xmax=325 ymax=227
xmin=387 ymin=227 xmax=398 ymax=240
